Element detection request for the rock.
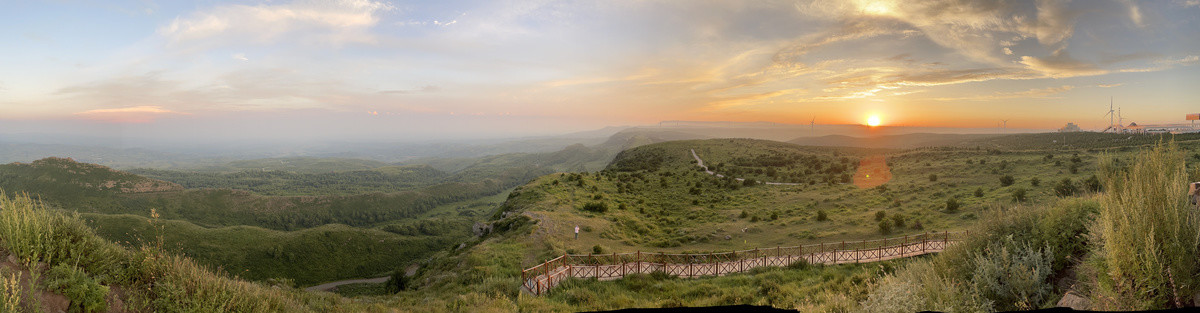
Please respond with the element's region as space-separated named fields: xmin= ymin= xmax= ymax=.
xmin=472 ymin=222 xmax=493 ymax=237
xmin=1056 ymin=291 xmax=1089 ymax=310
xmin=457 ymin=243 xmax=467 ymax=250
xmin=724 ymin=235 xmax=732 ymax=240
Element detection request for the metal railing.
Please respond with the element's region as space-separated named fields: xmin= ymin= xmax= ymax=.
xmin=522 ymin=231 xmax=966 ymax=296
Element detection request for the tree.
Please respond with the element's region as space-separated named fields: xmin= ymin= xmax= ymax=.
xmin=1012 ymin=187 xmax=1027 ymax=202
xmin=1054 ymin=178 xmax=1077 ymax=197
xmin=1084 ymin=174 xmax=1102 ymax=192
xmin=892 ymin=214 xmax=906 ymax=228
xmin=875 ymin=210 xmax=887 ymax=221
xmin=878 ymin=218 xmax=894 ymax=235
xmin=999 ymin=175 xmax=1015 ymax=187
xmin=385 ymin=269 xmax=409 ymax=293
xmin=945 ymin=197 xmax=960 ymax=213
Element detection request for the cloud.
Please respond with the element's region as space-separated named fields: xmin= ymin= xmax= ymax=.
xmin=1097 ymin=83 xmax=1123 ymax=88
xmin=930 ymin=85 xmax=1075 ymax=101
xmin=1118 ymin=0 xmax=1145 ymax=27
xmin=1035 ymin=0 xmax=1080 ymax=50
xmin=232 ymin=53 xmax=249 ymax=61
xmin=158 ymin=0 xmax=393 ymax=46
xmin=1019 ymin=52 xmax=1108 ymax=78
xmin=378 ymin=85 xmax=441 ymax=94
xmin=74 ymin=106 xmax=187 ymax=123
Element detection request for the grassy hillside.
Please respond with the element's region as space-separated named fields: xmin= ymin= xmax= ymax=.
xmin=127 ymin=164 xmax=447 ymax=196
xmin=377 ymin=136 xmax=1200 ymax=312
xmin=2 ymin=134 xmax=1198 ymax=312
xmin=788 ymin=133 xmax=1002 ymax=149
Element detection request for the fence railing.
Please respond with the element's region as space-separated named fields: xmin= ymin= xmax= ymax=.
xmin=521 ymin=231 xmax=967 ymax=296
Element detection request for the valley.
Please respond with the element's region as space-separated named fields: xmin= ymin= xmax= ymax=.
xmin=2 ymin=130 xmax=1199 ymax=312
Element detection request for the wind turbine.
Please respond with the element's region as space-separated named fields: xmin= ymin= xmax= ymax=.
xmin=810 ymin=117 xmax=815 ymax=129
xmin=1001 ymin=120 xmax=1008 ymax=129
xmin=1103 ymin=97 xmax=1115 ymax=132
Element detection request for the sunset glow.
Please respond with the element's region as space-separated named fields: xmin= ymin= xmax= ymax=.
xmin=867 ymin=116 xmax=882 ymax=127
xmin=0 ymin=1 xmax=1198 ymax=141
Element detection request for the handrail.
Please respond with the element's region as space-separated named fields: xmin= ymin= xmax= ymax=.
xmin=521 ymin=231 xmax=966 ymax=296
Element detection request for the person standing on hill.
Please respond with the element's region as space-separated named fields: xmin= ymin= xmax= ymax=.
xmin=575 ymin=225 xmax=580 ymax=239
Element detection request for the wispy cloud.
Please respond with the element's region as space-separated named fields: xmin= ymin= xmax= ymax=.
xmin=158 ymin=0 xmax=393 ymax=46
xmin=930 ymin=85 xmax=1075 ymax=101
xmin=74 ymin=106 xmax=187 ymax=123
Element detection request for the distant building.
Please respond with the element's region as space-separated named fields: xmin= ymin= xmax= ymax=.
xmin=1059 ymin=123 xmax=1082 ymax=132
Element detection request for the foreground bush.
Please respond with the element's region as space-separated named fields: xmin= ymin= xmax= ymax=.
xmin=861 ymin=198 xmax=1099 ymax=312
xmin=1094 ymin=142 xmax=1200 ymax=309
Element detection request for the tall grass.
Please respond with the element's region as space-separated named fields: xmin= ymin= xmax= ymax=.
xmin=0 ymin=190 xmax=382 ymax=313
xmin=1095 ymin=142 xmax=1200 ymax=309
xmin=860 ymin=198 xmax=1100 ymax=312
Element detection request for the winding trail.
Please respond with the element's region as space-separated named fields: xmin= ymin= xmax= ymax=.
xmin=305 ymin=277 xmax=389 ymax=292
xmin=690 ymin=149 xmax=804 ymax=186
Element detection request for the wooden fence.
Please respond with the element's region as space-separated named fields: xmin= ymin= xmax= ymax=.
xmin=521 ymin=231 xmax=966 ymax=296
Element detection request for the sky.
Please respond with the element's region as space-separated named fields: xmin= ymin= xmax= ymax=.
xmin=1 ymin=0 xmax=1198 ymax=142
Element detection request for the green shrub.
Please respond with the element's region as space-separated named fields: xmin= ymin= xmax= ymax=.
xmin=1054 ymin=178 xmax=1076 ymax=197
xmin=1083 ymin=174 xmax=1101 ymax=192
xmin=815 ymin=210 xmax=828 ymax=221
xmin=877 ymin=218 xmax=893 ymax=235
xmin=1030 ymin=177 xmax=1040 ymax=187
xmin=580 ymin=201 xmax=608 ymax=213
xmin=969 ymin=237 xmax=1054 ymax=311
xmin=592 ymin=245 xmax=605 ymax=254
xmin=874 ymin=211 xmax=887 ymax=221
xmin=973 ymin=188 xmax=984 ymax=198
xmin=999 ymin=175 xmax=1014 ymax=187
xmin=1095 ymin=142 xmax=1200 ymax=309
xmin=1011 ymin=187 xmax=1027 ymax=202
xmin=42 ymin=263 xmax=109 ymax=313
xmin=928 ymin=174 xmax=937 ymax=182
xmin=944 ymin=198 xmax=959 ymax=213
xmin=739 ymin=210 xmax=749 ymax=219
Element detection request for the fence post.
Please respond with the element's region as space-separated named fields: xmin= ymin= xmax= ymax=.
xmin=819 ymin=242 xmax=823 ymax=263
xmin=855 ymin=240 xmax=860 ymax=263
xmin=922 ymin=234 xmax=927 ymax=253
xmin=797 ymin=244 xmax=802 ymax=265
xmin=616 ymin=252 xmax=623 ymax=277
xmin=878 ymin=239 xmax=882 ymax=261
xmin=736 ymin=251 xmax=742 ymax=272
xmin=841 ymin=241 xmax=845 ymax=263
xmin=688 ymin=255 xmax=693 ymax=277
xmin=754 ymin=247 xmax=759 ymax=268
xmin=636 ymin=251 xmax=641 ymax=274
xmin=660 ymin=252 xmax=666 ymax=275
xmin=904 ymin=235 xmax=908 ymax=255
xmin=944 ymin=231 xmax=949 ymax=249
xmin=589 ymin=254 xmax=595 ymax=279
xmin=777 ymin=246 xmax=781 ymax=267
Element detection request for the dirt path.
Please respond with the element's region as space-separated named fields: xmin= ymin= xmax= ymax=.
xmin=304 ymin=276 xmax=390 ymax=292
xmin=690 ymin=149 xmax=803 ymax=186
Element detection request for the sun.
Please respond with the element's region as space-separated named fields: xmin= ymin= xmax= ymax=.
xmin=867 ymin=115 xmax=882 ymax=127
